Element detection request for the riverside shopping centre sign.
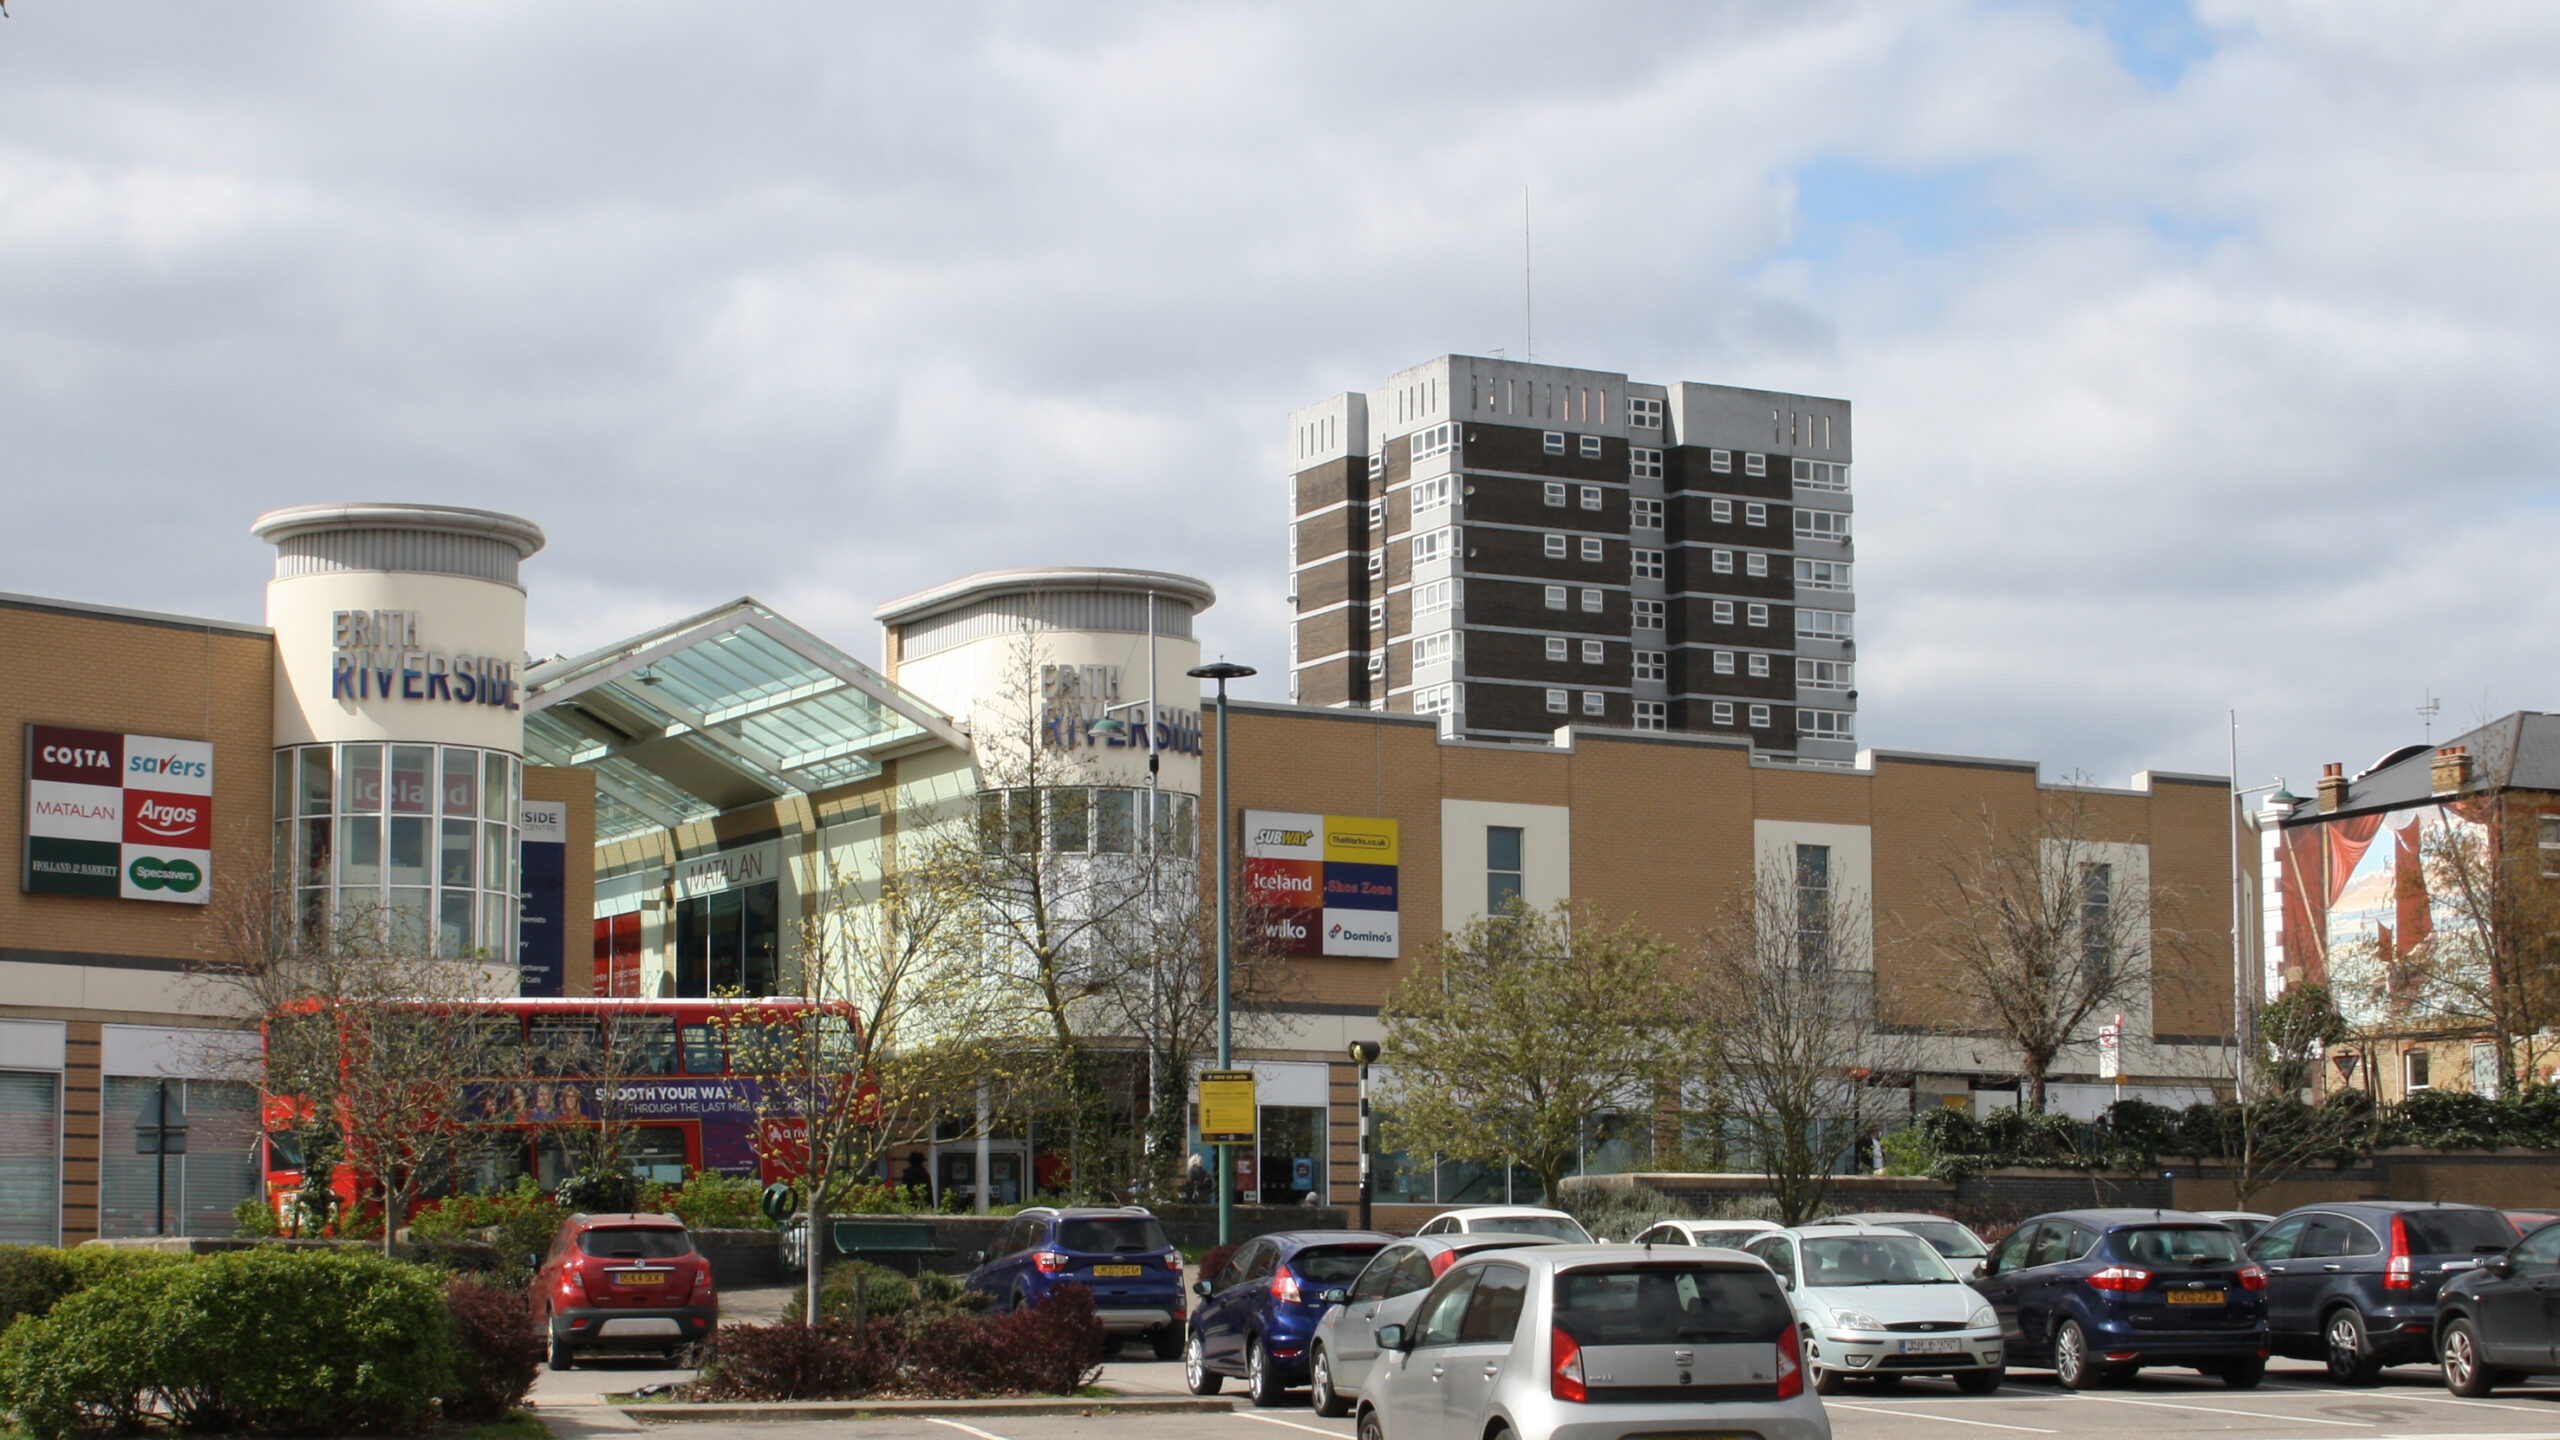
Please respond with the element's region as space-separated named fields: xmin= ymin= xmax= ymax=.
xmin=328 ymin=609 xmax=520 ymax=710
xmin=23 ymin=724 xmax=213 ymax=904
xmin=1241 ymin=810 xmax=1399 ymax=958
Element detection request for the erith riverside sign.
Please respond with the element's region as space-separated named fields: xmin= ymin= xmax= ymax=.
xmin=23 ymin=724 xmax=214 ymax=904
xmin=329 ymin=609 xmax=519 ymax=710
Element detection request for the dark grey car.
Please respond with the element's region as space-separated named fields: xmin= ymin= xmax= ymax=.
xmin=2247 ymin=1201 xmax=2518 ymax=1383
xmin=2432 ymin=1219 xmax=2560 ymax=1394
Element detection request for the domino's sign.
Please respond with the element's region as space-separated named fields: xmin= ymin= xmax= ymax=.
xmin=24 ymin=724 xmax=214 ymax=904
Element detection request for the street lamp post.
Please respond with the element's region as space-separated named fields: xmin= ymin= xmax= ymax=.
xmin=1189 ymin=659 xmax=1255 ymax=1247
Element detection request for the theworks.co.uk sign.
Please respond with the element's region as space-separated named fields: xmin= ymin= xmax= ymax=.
xmin=23 ymin=724 xmax=214 ymax=904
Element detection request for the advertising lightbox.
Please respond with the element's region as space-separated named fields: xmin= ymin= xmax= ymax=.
xmin=24 ymin=724 xmax=214 ymax=904
xmin=1244 ymin=810 xmax=1398 ymax=958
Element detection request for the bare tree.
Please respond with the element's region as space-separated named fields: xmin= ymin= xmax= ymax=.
xmin=1690 ymin=856 xmax=1920 ymax=1225
xmin=1927 ymin=794 xmax=2161 ymax=1112
xmin=2412 ymin=803 xmax=2560 ymax=1093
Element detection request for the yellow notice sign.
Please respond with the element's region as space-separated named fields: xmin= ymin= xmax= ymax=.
xmin=1198 ymin=1070 xmax=1258 ymax=1145
xmin=1322 ymin=815 xmax=1399 ymax=866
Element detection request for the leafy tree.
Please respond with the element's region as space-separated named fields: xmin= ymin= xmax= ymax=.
xmin=2256 ymin=981 xmax=2348 ymax=1099
xmin=1376 ymin=902 xmax=1678 ymax=1204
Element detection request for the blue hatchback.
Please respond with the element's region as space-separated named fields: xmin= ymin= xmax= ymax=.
xmin=962 ymin=1206 xmax=1187 ymax=1358
xmin=1184 ymin=1229 xmax=1392 ymax=1406
xmin=1971 ymin=1208 xmax=2269 ymax=1389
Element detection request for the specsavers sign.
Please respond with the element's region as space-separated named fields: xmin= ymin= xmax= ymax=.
xmin=24 ymin=724 xmax=214 ymax=904
xmin=1241 ymin=810 xmax=1399 ymax=958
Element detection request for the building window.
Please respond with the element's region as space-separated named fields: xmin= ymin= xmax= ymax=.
xmin=1714 ymin=650 xmax=1735 ymax=675
xmin=1579 ymin=485 xmax=1603 ymax=511
xmin=1798 ymin=658 xmax=1853 ymax=690
xmin=1746 ymin=553 xmax=1768 ymax=578
xmin=1711 ymin=498 xmax=1733 ymax=523
xmin=1634 ymin=700 xmax=1666 ymax=730
xmin=1413 ymin=474 xmax=1455 ymax=514
xmin=1744 ymin=502 xmax=1767 ymax=527
xmin=1795 ymin=558 xmax=1851 ymax=590
xmin=1488 ymin=825 xmax=1525 ymax=912
xmin=1712 ymin=549 xmax=1734 ymax=574
xmin=1544 ymin=431 xmax=1566 ymax=455
xmin=1798 ymin=708 xmax=1854 ymax=741
xmin=1582 ymin=691 xmax=1604 ymax=716
xmin=1546 ymin=636 xmax=1568 ymax=661
xmin=1633 ymin=497 xmax=1663 ymax=529
xmin=1798 ymin=609 xmax=1853 ymax=641
xmin=1411 ymin=527 xmax=1454 ymax=565
xmin=1711 ymin=701 xmax=1735 ymax=725
xmin=1745 ymin=454 xmax=1768 ymax=477
xmin=1413 ymin=632 xmax=1457 ymax=668
xmin=1367 ymin=451 xmax=1384 ymax=480
xmin=1749 ymin=704 xmax=1771 ymax=729
xmin=1710 ymin=449 xmax=1732 ymax=473
xmin=1366 ymin=651 xmax=1386 ymax=679
xmin=2542 ymin=815 xmax=2560 ymax=877
xmin=1544 ymin=533 xmax=1568 ymax=559
xmin=1794 ymin=459 xmax=1850 ymax=492
xmin=1545 ymin=688 xmax=1568 ymax=714
xmin=1748 ymin=653 xmax=1770 ymax=678
xmin=1747 ymin=603 xmax=1769 ymax=627
xmin=1544 ymin=585 xmax=1567 ymax=611
xmin=1543 ymin=482 xmax=1567 ymax=507
xmin=1579 ymin=588 xmax=1603 ymax=613
xmin=1633 ymin=598 xmax=1664 ymax=630
xmin=1366 ymin=550 xmax=1384 ymax=579
xmin=1713 ymin=600 xmax=1736 ymax=624
xmin=1415 ymin=578 xmax=1458 ymax=616
xmin=1579 ymin=435 xmax=1602 ymax=458
xmin=272 ymin=742 xmax=521 ymax=968
xmin=1367 ymin=498 xmax=1385 ymax=531
xmin=2081 ymin=862 xmax=2113 ymax=967
xmin=1367 ymin=600 xmax=1385 ymax=633
xmin=1627 ymin=397 xmax=1662 ymax=429
xmin=1632 ymin=548 xmax=1663 ymax=580
xmin=1410 ymin=422 xmax=1458 ymax=463
xmin=1579 ymin=536 xmax=1603 ymax=562
xmin=1630 ymin=447 xmax=1663 ymax=480
xmin=1580 ymin=639 xmax=1603 ymax=665
xmin=2405 ymin=1048 xmax=2431 ymax=1092
xmin=1414 ymin=683 xmax=1458 ymax=716
xmin=1796 ymin=843 xmax=1831 ymax=965
xmin=1795 ymin=508 xmax=1849 ymax=541
xmin=1633 ymin=649 xmax=1665 ymax=681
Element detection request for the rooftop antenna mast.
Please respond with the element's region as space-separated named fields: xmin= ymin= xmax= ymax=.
xmin=2418 ymin=690 xmax=2441 ymax=744
xmin=1524 ymin=185 xmax=1534 ymax=364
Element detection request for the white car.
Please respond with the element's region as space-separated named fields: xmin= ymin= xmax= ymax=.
xmin=1635 ymin=1217 xmax=1784 ymax=1251
xmin=1815 ymin=1212 xmax=1993 ymax=1281
xmin=1413 ymin=1206 xmax=1594 ymax=1244
xmin=1744 ymin=1223 xmax=2005 ymax=1394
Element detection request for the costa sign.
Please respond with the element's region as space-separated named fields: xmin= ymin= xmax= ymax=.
xmin=23 ymin=724 xmax=214 ymax=904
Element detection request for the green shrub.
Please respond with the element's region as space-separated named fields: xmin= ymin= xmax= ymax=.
xmin=0 ymin=1257 xmax=182 ymax=1438
xmin=410 ymin=1175 xmax=565 ymax=1270
xmin=57 ymin=1246 xmax=181 ymax=1295
xmin=637 ymin=1170 xmax=775 ymax=1230
xmin=232 ymin=1195 xmax=282 ymax=1238
xmin=0 ymin=1248 xmax=76 ymax=1336
xmin=1555 ymin=1181 xmax=1693 ymax=1240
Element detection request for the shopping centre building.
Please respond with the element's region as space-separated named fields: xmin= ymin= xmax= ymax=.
xmin=1 ymin=501 xmax=2243 ymax=1241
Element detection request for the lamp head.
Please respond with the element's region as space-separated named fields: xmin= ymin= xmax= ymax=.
xmin=1188 ymin=660 xmax=1257 ymax=682
xmin=1087 ymin=716 xmax=1130 ymax=740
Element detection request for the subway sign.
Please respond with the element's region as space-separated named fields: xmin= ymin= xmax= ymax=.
xmin=23 ymin=724 xmax=214 ymax=904
xmin=1242 ymin=811 xmax=1398 ymax=959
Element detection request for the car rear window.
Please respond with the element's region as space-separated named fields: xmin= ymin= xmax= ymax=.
xmin=1057 ymin=1217 xmax=1171 ymax=1254
xmin=1293 ymin=1244 xmax=1385 ymax=1284
xmin=2110 ymin=1226 xmax=2243 ymax=1266
xmin=2401 ymin=1209 xmax=2520 ymax=1256
xmin=579 ymin=1226 xmax=692 ymax=1259
xmin=1473 ymin=1216 xmax=1591 ymax=1243
xmin=1553 ymin=1264 xmax=1792 ymax=1345
xmin=1893 ymin=1220 xmax=1989 ymax=1259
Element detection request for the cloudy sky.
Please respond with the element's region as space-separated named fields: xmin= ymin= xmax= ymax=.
xmin=6 ymin=1 xmax=2556 ymax=791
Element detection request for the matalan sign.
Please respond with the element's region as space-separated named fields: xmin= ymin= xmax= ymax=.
xmin=23 ymin=724 xmax=213 ymax=905
xmin=1241 ymin=810 xmax=1398 ymax=958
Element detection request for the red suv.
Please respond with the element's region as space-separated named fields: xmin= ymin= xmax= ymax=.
xmin=534 ymin=1212 xmax=718 ymax=1369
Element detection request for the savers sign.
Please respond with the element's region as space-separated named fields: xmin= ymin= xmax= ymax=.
xmin=23 ymin=724 xmax=214 ymax=905
xmin=1241 ymin=811 xmax=1398 ymax=958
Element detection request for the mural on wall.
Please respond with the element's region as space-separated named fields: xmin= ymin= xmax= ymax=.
xmin=2278 ymin=801 xmax=2488 ymax=1028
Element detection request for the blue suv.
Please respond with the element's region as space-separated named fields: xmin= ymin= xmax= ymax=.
xmin=1971 ymin=1208 xmax=2270 ymax=1388
xmin=1184 ymin=1229 xmax=1391 ymax=1406
xmin=962 ymin=1206 xmax=1186 ymax=1359
xmin=2246 ymin=1200 xmax=2519 ymax=1383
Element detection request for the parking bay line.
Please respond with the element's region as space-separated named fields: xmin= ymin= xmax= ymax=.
xmin=1229 ymin=1413 xmax=1356 ymax=1439
xmin=2263 ymin=1382 xmax=2560 ymax=1416
xmin=2065 ymin=1392 xmax=2376 ymax=1427
xmin=926 ymin=1420 xmax=1017 ymax=1440
xmin=1820 ymin=1400 xmax=2055 ymax=1432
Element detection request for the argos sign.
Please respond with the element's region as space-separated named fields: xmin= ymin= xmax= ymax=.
xmin=1242 ymin=810 xmax=1399 ymax=959
xmin=23 ymin=725 xmax=214 ymax=904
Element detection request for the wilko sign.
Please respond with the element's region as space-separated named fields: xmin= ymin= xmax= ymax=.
xmin=24 ymin=724 xmax=215 ymax=904
xmin=1242 ymin=810 xmax=1399 ymax=959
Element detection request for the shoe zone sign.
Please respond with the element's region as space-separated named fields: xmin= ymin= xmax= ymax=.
xmin=1242 ymin=811 xmax=1398 ymax=958
xmin=23 ymin=724 xmax=214 ymax=904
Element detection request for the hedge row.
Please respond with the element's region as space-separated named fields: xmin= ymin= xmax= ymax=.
xmin=0 ymin=1246 xmax=538 ymax=1438
xmin=696 ymin=1282 xmax=1105 ymax=1402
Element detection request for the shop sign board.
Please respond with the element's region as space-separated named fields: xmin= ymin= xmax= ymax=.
xmin=1198 ymin=1070 xmax=1257 ymax=1145
xmin=23 ymin=724 xmax=213 ymax=904
xmin=518 ymin=801 xmax=567 ymax=997
xmin=677 ymin=841 xmax=778 ymax=899
xmin=1242 ymin=810 xmax=1398 ymax=958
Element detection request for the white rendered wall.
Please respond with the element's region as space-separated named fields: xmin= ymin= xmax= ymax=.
xmin=266 ymin=569 xmax=528 ymax=752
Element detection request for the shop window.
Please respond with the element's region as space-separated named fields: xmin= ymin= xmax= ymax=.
xmin=0 ymin=1072 xmax=60 ymax=1244
xmin=98 ymin=1078 xmax=258 ymax=1238
xmin=593 ymin=912 xmax=644 ymax=997
xmin=672 ymin=881 xmax=781 ymax=998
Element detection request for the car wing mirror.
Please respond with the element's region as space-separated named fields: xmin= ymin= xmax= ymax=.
xmin=1375 ymin=1323 xmax=1407 ymax=1352
xmin=1318 ymin=1287 xmax=1349 ymax=1305
xmin=1779 ymin=1274 xmax=1793 ymax=1290
xmin=526 ymin=1253 xmax=540 ymax=1270
xmin=2482 ymin=1255 xmax=2512 ymax=1278
xmin=1194 ymin=1279 xmax=1212 ymax=1297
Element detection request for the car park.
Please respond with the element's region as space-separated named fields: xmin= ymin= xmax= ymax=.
xmin=963 ymin=1205 xmax=1187 ymax=1359
xmin=533 ymin=1212 xmax=718 ymax=1370
xmin=2247 ymin=1200 xmax=2517 ymax=1384
xmin=1356 ymin=1245 xmax=1830 ymax=1440
xmin=1816 ymin=1212 xmax=1993 ymax=1280
xmin=1744 ymin=1222 xmax=2004 ymax=1394
xmin=1308 ymin=1233 xmax=1566 ymax=1416
xmin=1185 ymin=1229 xmax=1392 ymax=1405
xmin=1413 ymin=1205 xmax=1595 ymax=1243
xmin=1971 ymin=1208 xmax=2268 ymax=1389
xmin=1633 ymin=1217 xmax=1785 ymax=1250
xmin=2431 ymin=1218 xmax=2560 ymax=1395
xmin=2201 ymin=1211 xmax=2276 ymax=1245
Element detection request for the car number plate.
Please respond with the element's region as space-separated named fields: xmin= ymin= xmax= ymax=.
xmin=613 ymin=1271 xmax=665 ymax=1285
xmin=1899 ymin=1338 xmax=1962 ymax=1354
xmin=1093 ymin=1264 xmax=1144 ymax=1277
xmin=2166 ymin=1289 xmax=2222 ymax=1305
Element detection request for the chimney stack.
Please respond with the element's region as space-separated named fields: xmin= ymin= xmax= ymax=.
xmin=2319 ymin=762 xmax=2348 ymax=813
xmin=2431 ymin=745 xmax=2472 ymax=795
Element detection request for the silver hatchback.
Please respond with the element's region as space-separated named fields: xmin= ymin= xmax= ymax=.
xmin=1357 ymin=1245 xmax=1831 ymax=1440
